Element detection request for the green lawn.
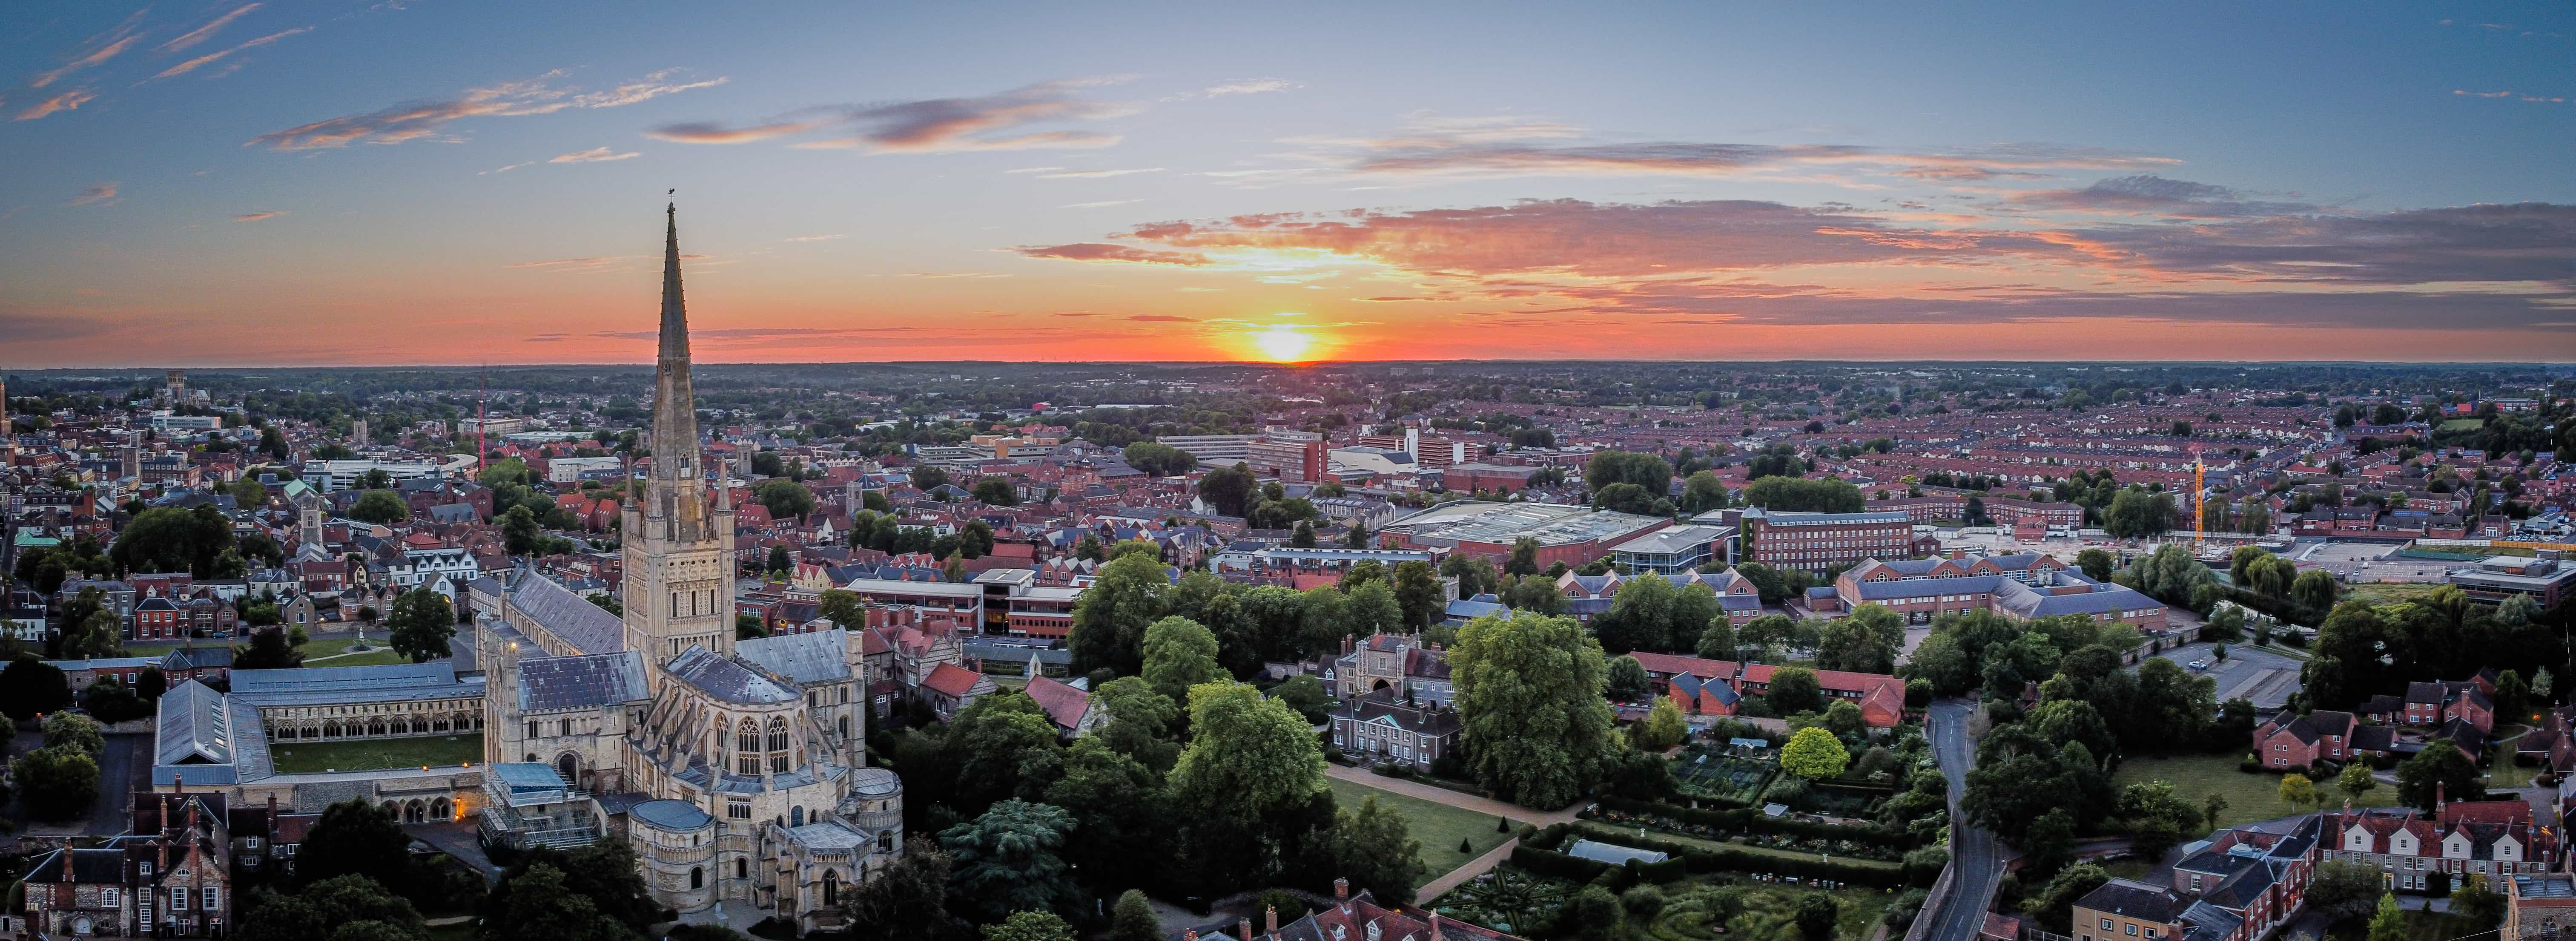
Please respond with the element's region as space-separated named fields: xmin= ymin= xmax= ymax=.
xmin=1326 ymin=777 xmax=1515 ymax=881
xmin=2111 ymin=753 xmax=2407 ymax=834
xmin=270 ymin=733 xmax=483 ymax=774
xmin=2487 ymin=759 xmax=2542 ymax=789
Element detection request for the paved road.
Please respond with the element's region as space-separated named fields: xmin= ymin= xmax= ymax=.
xmin=1920 ymin=699 xmax=2002 ymax=941
xmin=87 ymin=733 xmax=153 ymax=835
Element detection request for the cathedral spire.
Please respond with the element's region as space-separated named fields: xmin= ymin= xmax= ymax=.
xmin=646 ymin=201 xmax=708 ymax=540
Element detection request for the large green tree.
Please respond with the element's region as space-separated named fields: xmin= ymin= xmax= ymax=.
xmin=298 ymin=799 xmax=414 ymax=889
xmin=13 ymin=745 xmax=99 ymax=821
xmin=1817 ymin=603 xmax=1905 ymax=673
xmin=238 ymin=875 xmax=431 ymax=941
xmin=386 ymin=587 xmax=456 ymax=663
xmin=1393 ymin=560 xmax=1446 ymax=628
xmin=110 ymin=504 xmax=237 ymax=576
xmin=1068 ymin=550 xmax=1169 ymax=674
xmin=939 ymin=800 xmax=1082 ymax=922
xmin=1330 ymin=795 xmax=1427 ymax=905
xmin=1043 ymin=738 xmax=1167 ymax=892
xmin=350 ymin=489 xmax=410 ymax=524
xmin=1142 ymin=616 xmax=1224 ymax=704
xmin=0 ymin=656 xmax=74 ymax=720
xmin=1448 ymin=613 xmax=1620 ymax=808
xmin=2397 ymin=740 xmax=2485 ymax=810
xmin=839 ymin=846 xmax=970 ymax=941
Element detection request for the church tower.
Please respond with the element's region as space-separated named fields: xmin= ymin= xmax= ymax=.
xmin=621 ymin=203 xmax=739 ymax=661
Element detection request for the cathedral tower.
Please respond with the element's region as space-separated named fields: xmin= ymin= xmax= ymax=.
xmin=622 ymin=203 xmax=739 ymax=660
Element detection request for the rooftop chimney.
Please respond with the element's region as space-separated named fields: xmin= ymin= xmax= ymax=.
xmin=1334 ymin=877 xmax=1349 ymax=901
xmin=1239 ymin=917 xmax=1254 ymax=941
xmin=1267 ymin=905 xmax=1279 ymax=936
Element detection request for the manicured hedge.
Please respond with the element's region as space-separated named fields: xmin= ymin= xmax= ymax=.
xmin=1591 ymin=795 xmax=1915 ymax=848
xmin=1567 ymin=824 xmax=1920 ymax=888
xmin=1511 ymin=843 xmax=1612 ymax=882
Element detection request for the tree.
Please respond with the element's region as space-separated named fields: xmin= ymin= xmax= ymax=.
xmin=13 ymin=745 xmax=99 ymax=821
xmin=482 ymin=863 xmax=630 ymax=941
xmin=1346 ymin=580 xmax=1404 ymax=637
xmin=840 ymin=845 xmax=970 ymax=941
xmin=1142 ymin=616 xmax=1225 ymax=705
xmin=1290 ymin=520 xmax=1317 ymax=548
xmin=2102 ymin=488 xmax=2174 ymax=538
xmin=1069 ymin=550 xmax=1169 ymax=675
xmin=2021 ymin=807 xmax=2079 ymax=879
xmin=1168 ymin=680 xmax=1328 ymax=835
xmin=1633 ymin=697 xmax=1687 ymax=751
xmin=1566 ymin=886 xmax=1622 ymax=941
xmin=909 ymin=464 xmax=952 ymax=492
xmin=2291 ymin=569 xmax=2340 ymax=610
xmin=1768 ymin=667 xmax=1824 ymax=715
xmin=1449 ymin=613 xmax=1621 ymax=808
xmin=982 ymin=911 xmax=1077 ymax=941
xmin=2074 ymin=548 xmax=2114 ymax=582
xmin=500 ymin=504 xmax=545 ymax=556
xmin=939 ymin=800 xmax=1081 ymax=922
xmin=1794 ymin=892 xmax=1839 ymax=941
xmin=1109 ymin=890 xmax=1161 ymax=941
xmin=1679 ymin=471 xmax=1729 ymax=514
xmin=972 ymin=476 xmax=1020 ymax=506
xmin=2396 ymin=740 xmax=2484 ymax=810
xmin=2023 ymin=863 xmax=2109 ymax=934
xmin=1604 ymin=655 xmax=1652 ymax=701
xmin=300 ymin=799 xmax=414 ymax=889
xmin=237 ymin=875 xmax=432 ymax=941
xmin=1123 ymin=441 xmax=1197 ymax=477
xmin=1044 ymin=738 xmax=1166 ymax=891
xmin=350 ymin=489 xmax=410 ymax=524
xmin=60 ymin=604 xmax=123 ymax=659
xmin=2496 ymin=668 xmax=2531 ymax=724
xmin=1781 ymin=727 xmax=1849 ymax=779
xmin=1817 ymin=603 xmax=1904 ymax=673
xmin=1696 ymin=614 xmax=1738 ymax=660
xmin=1392 ymin=560 xmax=1446 ymax=628
xmin=386 ymin=587 xmax=455 ymax=663
xmin=236 ymin=626 xmax=306 ymax=669
xmin=110 ymin=504 xmax=237 ymax=576
xmin=1331 ymin=795 xmax=1429 ymax=904
xmin=135 ymin=665 xmax=167 ymax=699
xmin=1197 ymin=463 xmax=1258 ymax=517
xmin=0 ymin=656 xmax=73 ymax=720
xmin=1505 ymin=538 xmax=1541 ymax=576
xmin=2366 ymin=892 xmax=2405 ymax=941
xmin=44 ymin=711 xmax=106 ymax=755
xmin=2453 ymin=872 xmax=2508 ymax=927
xmin=1741 ymin=476 xmax=1865 ymax=513
xmin=2281 ymin=771 xmax=2321 ymax=814
xmin=2305 ymin=860 xmax=2386 ymax=922
xmin=1273 ymin=674 xmax=1332 ymax=723
xmin=2338 ymin=763 xmax=2378 ymax=804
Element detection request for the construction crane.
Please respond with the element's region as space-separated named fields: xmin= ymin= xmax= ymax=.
xmin=2192 ymin=444 xmax=2207 ymax=553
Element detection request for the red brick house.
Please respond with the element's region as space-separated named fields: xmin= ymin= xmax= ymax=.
xmin=2252 ymin=710 xmax=2395 ymax=769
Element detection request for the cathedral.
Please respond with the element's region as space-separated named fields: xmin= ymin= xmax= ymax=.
xmin=477 ymin=204 xmax=902 ymax=929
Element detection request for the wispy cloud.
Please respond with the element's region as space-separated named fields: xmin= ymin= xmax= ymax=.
xmin=14 ymin=88 xmax=98 ymax=121
xmin=232 ymin=210 xmax=286 ymax=222
xmin=1064 ymin=199 xmax=1146 ymax=208
xmin=2454 ymin=88 xmax=2570 ymax=104
xmin=550 ymin=146 xmax=639 ymax=164
xmin=248 ymin=68 xmax=725 ymax=150
xmin=2012 ymin=175 xmax=2319 ymax=219
xmin=1014 ymin=242 xmax=1210 ymax=266
xmin=783 ymin=233 xmax=847 ymax=242
xmin=647 ymin=77 xmax=1138 ymax=153
xmin=30 ymin=9 xmax=148 ymax=88
xmin=1164 ymin=78 xmax=1302 ymax=101
xmin=1033 ymin=167 xmax=1162 ymax=178
xmin=1127 ymin=314 xmax=1195 ymax=321
xmin=480 ymin=161 xmax=537 ymax=175
xmin=66 ymin=182 xmax=120 ymax=206
xmin=1005 ymin=166 xmax=1065 ymax=174
xmin=161 ymin=4 xmax=261 ymax=52
xmin=149 ymin=26 xmax=311 ymax=81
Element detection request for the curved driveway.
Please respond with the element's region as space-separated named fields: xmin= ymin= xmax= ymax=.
xmin=1919 ymin=699 xmax=2003 ymax=941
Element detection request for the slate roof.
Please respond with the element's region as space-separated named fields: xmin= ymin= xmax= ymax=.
xmin=737 ymin=629 xmax=853 ymax=685
xmin=2076 ymin=878 xmax=2191 ymax=924
xmin=508 ymin=569 xmax=625 ymax=655
xmin=518 ymin=651 xmax=649 ymax=712
xmin=232 ymin=660 xmax=484 ymax=708
xmin=664 ymin=645 xmax=798 ymax=705
xmin=155 ymin=680 xmax=234 ymax=766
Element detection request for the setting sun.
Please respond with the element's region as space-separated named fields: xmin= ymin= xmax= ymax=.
xmin=1251 ymin=325 xmax=1314 ymax=363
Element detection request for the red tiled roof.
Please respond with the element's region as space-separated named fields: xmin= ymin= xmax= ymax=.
xmin=1022 ymin=674 xmax=1090 ymax=731
xmin=921 ymin=662 xmax=983 ymax=697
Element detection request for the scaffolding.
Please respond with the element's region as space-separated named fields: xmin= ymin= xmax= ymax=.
xmin=475 ymin=763 xmax=605 ymax=852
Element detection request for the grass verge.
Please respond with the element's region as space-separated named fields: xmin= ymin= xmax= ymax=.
xmin=270 ymin=733 xmax=483 ymax=774
xmin=1325 ymin=776 xmax=1515 ymax=882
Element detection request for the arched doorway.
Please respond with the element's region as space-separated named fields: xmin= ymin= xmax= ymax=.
xmin=556 ymin=753 xmax=579 ymax=784
xmin=690 ymin=867 xmax=703 ymax=889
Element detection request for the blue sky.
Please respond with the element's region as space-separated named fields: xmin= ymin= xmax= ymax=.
xmin=5 ymin=1 xmax=2573 ymax=365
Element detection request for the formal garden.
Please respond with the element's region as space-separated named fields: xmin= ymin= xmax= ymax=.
xmin=269 ymin=733 xmax=483 ymax=774
xmin=1428 ymin=820 xmax=1934 ymax=940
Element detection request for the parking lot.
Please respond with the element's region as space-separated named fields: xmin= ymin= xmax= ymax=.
xmin=2152 ymin=641 xmax=2304 ymax=711
xmin=2297 ymin=541 xmax=2453 ymax=583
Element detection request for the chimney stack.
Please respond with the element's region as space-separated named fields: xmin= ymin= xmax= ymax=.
xmin=1430 ymin=913 xmax=1446 ymax=941
xmin=1334 ymin=877 xmax=1349 ymax=901
xmin=1239 ymin=918 xmax=1253 ymax=941
xmin=1267 ymin=905 xmax=1279 ymax=935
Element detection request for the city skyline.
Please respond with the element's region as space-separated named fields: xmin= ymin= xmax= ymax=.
xmin=6 ymin=1 xmax=2575 ymax=366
